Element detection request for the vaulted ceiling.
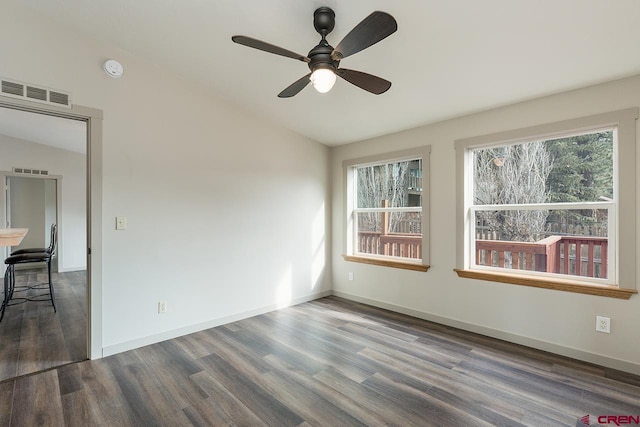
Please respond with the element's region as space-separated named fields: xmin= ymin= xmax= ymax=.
xmin=9 ymin=0 xmax=640 ymax=146
xmin=0 ymin=107 xmax=86 ymax=154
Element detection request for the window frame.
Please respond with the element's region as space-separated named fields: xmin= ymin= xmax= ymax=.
xmin=343 ymin=146 xmax=431 ymax=271
xmin=454 ymin=109 xmax=638 ymax=298
xmin=469 ymin=127 xmax=617 ymax=286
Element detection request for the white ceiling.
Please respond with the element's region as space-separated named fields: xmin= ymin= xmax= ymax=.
xmin=10 ymin=0 xmax=640 ymax=146
xmin=0 ymin=107 xmax=86 ymax=154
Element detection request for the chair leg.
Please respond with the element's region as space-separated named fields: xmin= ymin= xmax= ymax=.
xmin=8 ymin=265 xmax=15 ymax=301
xmin=47 ymin=258 xmax=56 ymax=313
xmin=1 ymin=265 xmax=15 ymax=322
xmin=0 ymin=266 xmax=9 ymax=322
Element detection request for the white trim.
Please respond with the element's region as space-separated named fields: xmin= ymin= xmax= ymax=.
xmin=469 ymin=125 xmax=617 ymax=152
xmin=454 ymin=109 xmax=638 ymax=150
xmin=59 ymin=266 xmax=87 ymax=273
xmin=342 ymin=147 xmax=431 ymax=169
xmin=333 ymin=290 xmax=640 ymax=376
xmin=472 ymin=201 xmax=614 ymax=211
xmin=354 ymin=206 xmax=422 ymax=213
xmin=102 ymin=290 xmax=332 ymax=357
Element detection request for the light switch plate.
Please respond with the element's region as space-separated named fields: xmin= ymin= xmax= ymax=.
xmin=116 ymin=216 xmax=127 ymax=230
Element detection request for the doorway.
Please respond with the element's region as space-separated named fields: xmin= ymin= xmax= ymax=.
xmin=6 ymin=176 xmax=59 ymax=270
xmin=0 ymin=101 xmax=100 ymax=381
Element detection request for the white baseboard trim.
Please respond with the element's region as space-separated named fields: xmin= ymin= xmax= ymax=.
xmin=102 ymin=289 xmax=332 ymax=358
xmin=58 ymin=266 xmax=86 ymax=273
xmin=332 ymin=290 xmax=640 ymax=376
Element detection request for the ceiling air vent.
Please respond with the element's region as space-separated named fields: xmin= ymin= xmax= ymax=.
xmin=26 ymin=86 xmax=47 ymax=101
xmin=0 ymin=78 xmax=71 ymax=108
xmin=13 ymin=167 xmax=49 ymax=176
xmin=1 ymin=80 xmax=23 ymax=96
xmin=49 ymin=91 xmax=70 ymax=106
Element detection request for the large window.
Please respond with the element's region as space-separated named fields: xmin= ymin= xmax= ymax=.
xmin=473 ymin=130 xmax=615 ymax=282
xmin=455 ymin=109 xmax=638 ymax=298
xmin=344 ymin=146 xmax=430 ymax=271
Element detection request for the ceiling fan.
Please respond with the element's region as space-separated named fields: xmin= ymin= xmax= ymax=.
xmin=232 ymin=7 xmax=397 ymax=98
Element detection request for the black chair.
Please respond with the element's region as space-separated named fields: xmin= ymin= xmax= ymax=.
xmin=1 ymin=224 xmax=57 ymax=322
xmin=11 ymin=223 xmax=57 ymax=258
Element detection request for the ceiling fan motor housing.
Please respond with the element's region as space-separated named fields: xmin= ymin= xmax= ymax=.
xmin=313 ymin=7 xmax=335 ymax=36
xmin=308 ymin=42 xmax=338 ymax=73
xmin=309 ymin=7 xmax=339 ymax=73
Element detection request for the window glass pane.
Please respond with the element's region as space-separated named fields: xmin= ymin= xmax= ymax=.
xmin=546 ymin=131 xmax=613 ymax=203
xmin=357 ymin=211 xmax=422 ymax=259
xmin=475 ymin=208 xmax=609 ymax=279
xmin=356 ymin=159 xmax=422 ymax=208
xmin=473 ymin=131 xmax=613 ymax=205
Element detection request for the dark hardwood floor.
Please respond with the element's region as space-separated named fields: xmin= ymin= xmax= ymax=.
xmin=0 ymin=269 xmax=87 ymax=382
xmin=1 ymin=296 xmax=639 ymax=426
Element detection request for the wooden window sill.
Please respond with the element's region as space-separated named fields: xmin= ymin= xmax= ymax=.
xmin=454 ymin=269 xmax=637 ymax=299
xmin=343 ymin=255 xmax=429 ymax=272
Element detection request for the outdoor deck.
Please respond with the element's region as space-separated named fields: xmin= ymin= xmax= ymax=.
xmin=475 ymin=235 xmax=607 ymax=279
xmin=357 ymin=232 xmax=607 ymax=279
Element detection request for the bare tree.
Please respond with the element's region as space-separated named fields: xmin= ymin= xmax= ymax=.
xmin=474 ymin=142 xmax=553 ymax=241
xmin=357 ymin=162 xmax=410 ymax=232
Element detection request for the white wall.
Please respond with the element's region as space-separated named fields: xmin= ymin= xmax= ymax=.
xmin=9 ymin=176 xmax=45 ymax=250
xmin=332 ymin=75 xmax=640 ymax=375
xmin=0 ymin=135 xmax=86 ymax=271
xmin=0 ymin=3 xmax=331 ymax=354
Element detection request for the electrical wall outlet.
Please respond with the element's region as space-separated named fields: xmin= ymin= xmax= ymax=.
xmin=348 ymin=272 xmax=354 ymax=281
xmin=158 ymin=301 xmax=167 ymax=314
xmin=596 ymin=316 xmax=610 ymax=333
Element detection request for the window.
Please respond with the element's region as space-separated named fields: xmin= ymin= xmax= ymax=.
xmin=343 ymin=146 xmax=430 ymax=271
xmin=455 ymin=109 xmax=638 ymax=298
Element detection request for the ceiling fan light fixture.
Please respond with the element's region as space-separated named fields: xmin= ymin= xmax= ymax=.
xmin=232 ymin=8 xmax=397 ymax=97
xmin=310 ymin=68 xmax=336 ymax=93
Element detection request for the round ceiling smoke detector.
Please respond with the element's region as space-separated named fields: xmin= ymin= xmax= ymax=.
xmin=103 ymin=59 xmax=124 ymax=78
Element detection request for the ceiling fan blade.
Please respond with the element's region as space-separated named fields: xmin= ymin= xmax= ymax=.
xmin=336 ymin=69 xmax=391 ymax=95
xmin=278 ymin=74 xmax=311 ymax=98
xmin=331 ymin=11 xmax=397 ymax=61
xmin=232 ymin=36 xmax=310 ymax=63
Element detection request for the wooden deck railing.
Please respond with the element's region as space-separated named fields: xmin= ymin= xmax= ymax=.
xmin=358 ymin=232 xmax=421 ymax=259
xmin=357 ymin=199 xmax=422 ymax=259
xmin=476 ymin=236 xmax=608 ymax=279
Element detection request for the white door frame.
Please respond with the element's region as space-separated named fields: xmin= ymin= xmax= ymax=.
xmin=0 ymin=97 xmax=103 ymax=359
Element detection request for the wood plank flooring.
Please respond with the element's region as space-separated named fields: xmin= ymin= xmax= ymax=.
xmin=1 ymin=296 xmax=639 ymax=426
xmin=0 ymin=269 xmax=87 ymax=382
